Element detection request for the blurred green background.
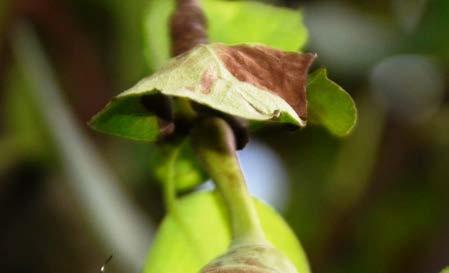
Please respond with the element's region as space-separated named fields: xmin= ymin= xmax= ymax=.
xmin=1 ymin=0 xmax=448 ymax=273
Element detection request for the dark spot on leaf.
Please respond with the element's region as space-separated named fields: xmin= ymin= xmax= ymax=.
xmin=217 ymin=44 xmax=316 ymax=119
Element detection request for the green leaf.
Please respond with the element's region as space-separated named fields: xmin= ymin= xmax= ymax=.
xmin=89 ymin=96 xmax=160 ymax=141
xmin=144 ymin=191 xmax=310 ymax=273
xmin=307 ymin=69 xmax=357 ymax=136
xmin=150 ymin=141 xmax=207 ymax=191
xmin=143 ymin=0 xmax=308 ymax=71
xmin=204 ymin=1 xmax=307 ymax=51
xmin=90 ymin=44 xmax=310 ymax=141
xmin=441 ymin=267 xmax=449 ymax=273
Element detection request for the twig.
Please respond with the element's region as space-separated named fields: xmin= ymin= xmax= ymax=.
xmin=170 ymin=0 xmax=208 ymax=56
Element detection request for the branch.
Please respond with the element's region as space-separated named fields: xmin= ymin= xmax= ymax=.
xmin=170 ymin=0 xmax=208 ymax=56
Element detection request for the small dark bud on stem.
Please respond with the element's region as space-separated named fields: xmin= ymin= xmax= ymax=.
xmin=141 ymin=93 xmax=173 ymax=122
xmin=141 ymin=94 xmax=175 ymax=137
xmin=192 ymin=103 xmax=249 ymax=150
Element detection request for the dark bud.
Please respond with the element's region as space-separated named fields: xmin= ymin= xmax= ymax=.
xmin=192 ymin=102 xmax=249 ymax=150
xmin=141 ymin=93 xmax=175 ymax=138
xmin=173 ymin=117 xmax=194 ymax=137
xmin=141 ymin=93 xmax=174 ymax=122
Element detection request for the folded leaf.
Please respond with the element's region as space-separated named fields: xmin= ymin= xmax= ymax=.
xmin=89 ymin=96 xmax=160 ymax=141
xmin=307 ymin=69 xmax=357 ymax=136
xmin=144 ymin=0 xmax=308 ymax=71
xmin=90 ymin=44 xmax=315 ymax=141
xmin=144 ymin=191 xmax=310 ymax=273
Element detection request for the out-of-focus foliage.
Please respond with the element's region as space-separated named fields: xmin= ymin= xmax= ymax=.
xmin=0 ymin=0 xmax=9 ymax=31
xmin=1 ymin=66 xmax=54 ymax=170
xmin=144 ymin=192 xmax=310 ymax=273
xmin=143 ymin=0 xmax=308 ymax=71
xmin=403 ymin=0 xmax=449 ymax=63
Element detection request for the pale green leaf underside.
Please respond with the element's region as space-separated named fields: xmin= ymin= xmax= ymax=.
xmin=90 ymin=44 xmax=304 ymax=141
xmin=144 ymin=191 xmax=310 ymax=273
xmin=307 ymin=69 xmax=357 ymax=136
xmin=144 ymin=0 xmax=308 ymax=71
xmin=121 ymin=44 xmax=303 ymax=124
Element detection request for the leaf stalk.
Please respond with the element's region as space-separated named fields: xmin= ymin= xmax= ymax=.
xmin=191 ymin=117 xmax=266 ymax=245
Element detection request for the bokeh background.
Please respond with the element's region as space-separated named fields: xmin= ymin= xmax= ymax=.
xmin=1 ymin=0 xmax=448 ymax=273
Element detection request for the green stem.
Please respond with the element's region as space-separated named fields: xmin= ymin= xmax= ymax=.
xmin=175 ymin=97 xmax=197 ymax=121
xmin=162 ymin=145 xmax=181 ymax=212
xmin=191 ymin=117 xmax=266 ymax=245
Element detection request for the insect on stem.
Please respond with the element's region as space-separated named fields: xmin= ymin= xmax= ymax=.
xmin=100 ymin=255 xmax=113 ymax=273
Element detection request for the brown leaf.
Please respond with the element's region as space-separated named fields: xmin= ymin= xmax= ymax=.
xmin=216 ymin=45 xmax=316 ymax=119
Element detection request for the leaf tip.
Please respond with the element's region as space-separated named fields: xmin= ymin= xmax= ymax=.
xmin=306 ymin=68 xmax=358 ymax=137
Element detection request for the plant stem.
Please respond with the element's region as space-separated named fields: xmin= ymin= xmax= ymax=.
xmin=170 ymin=0 xmax=207 ymax=56
xmin=191 ymin=117 xmax=266 ymax=245
xmin=162 ymin=145 xmax=181 ymax=212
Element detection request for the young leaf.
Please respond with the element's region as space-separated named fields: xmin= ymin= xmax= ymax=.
xmin=144 ymin=0 xmax=308 ymax=71
xmin=144 ymin=191 xmax=311 ymax=273
xmin=204 ymin=1 xmax=308 ymax=52
xmin=307 ymin=69 xmax=357 ymax=136
xmin=441 ymin=267 xmax=449 ymax=273
xmin=149 ymin=141 xmax=206 ymax=191
xmin=89 ymin=96 xmax=161 ymax=141
xmin=90 ymin=44 xmax=315 ymax=141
